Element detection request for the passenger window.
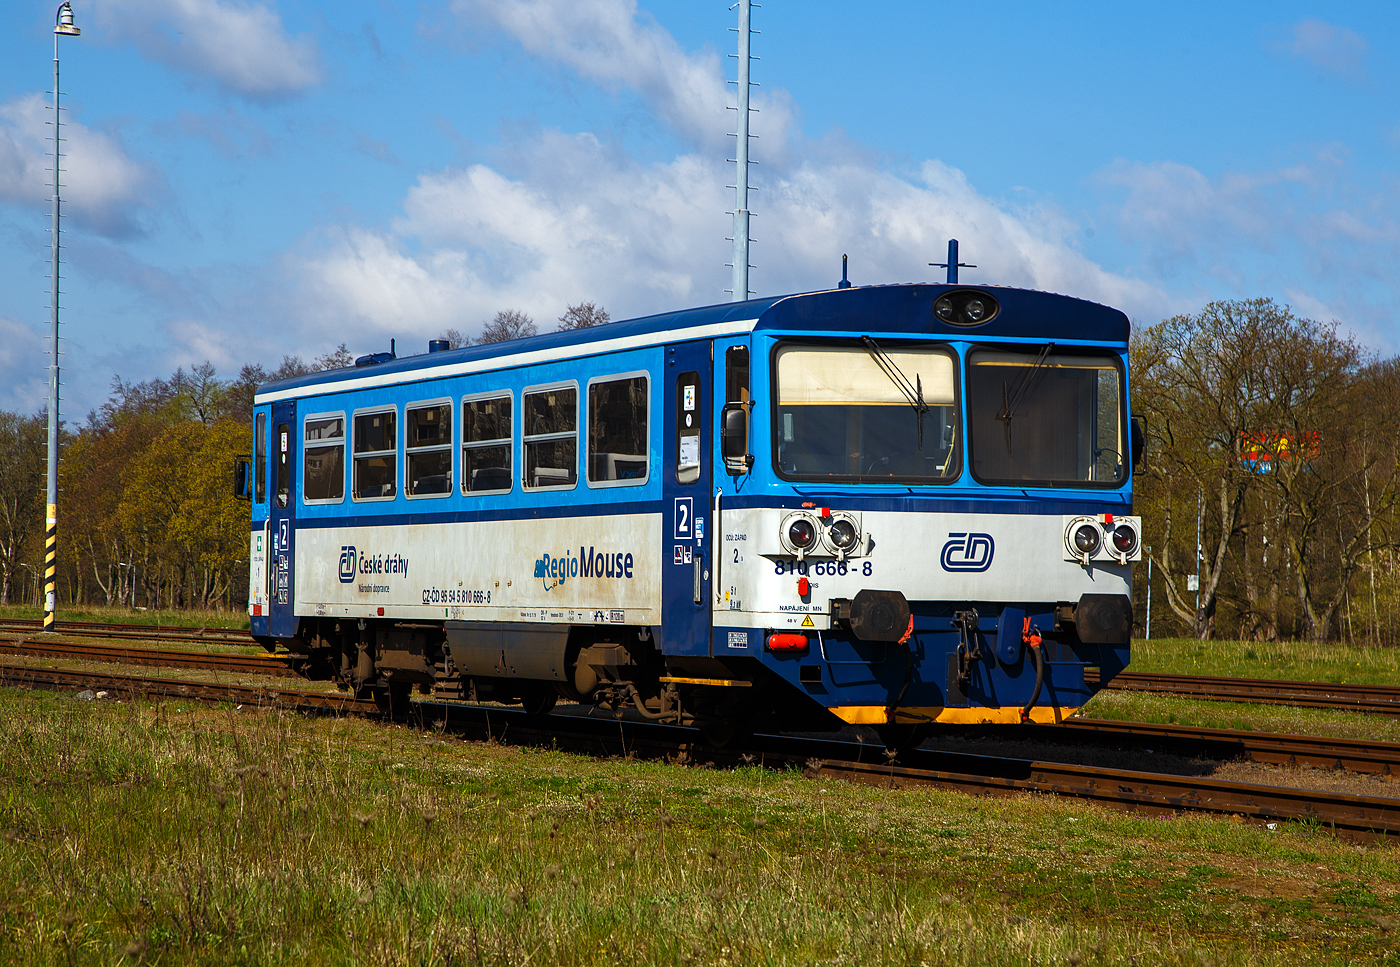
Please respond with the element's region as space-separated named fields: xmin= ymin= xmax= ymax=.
xmin=303 ymin=414 xmax=345 ymax=503
xmin=462 ymin=394 xmax=512 ymax=494
xmin=275 ymin=422 xmax=290 ymax=508
xmin=675 ymin=372 xmax=701 ymax=484
xmin=406 ymin=402 xmax=452 ymax=497
xmin=353 ymin=409 xmax=397 ymax=500
xmin=522 ymin=385 xmax=578 ymax=490
xmin=254 ymin=412 xmax=267 ymax=504
xmin=588 ymin=375 xmax=648 ymax=486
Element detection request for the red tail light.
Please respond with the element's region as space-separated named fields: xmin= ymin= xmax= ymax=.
xmin=767 ymin=633 xmax=809 ymax=652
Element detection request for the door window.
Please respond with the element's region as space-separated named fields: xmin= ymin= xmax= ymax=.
xmin=254 ymin=412 xmax=267 ymax=504
xmin=675 ymin=371 xmax=701 ymax=484
xmin=275 ymin=422 xmax=290 ymax=508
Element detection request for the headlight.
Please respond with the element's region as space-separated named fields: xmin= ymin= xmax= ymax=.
xmin=934 ymin=297 xmax=957 ymax=321
xmin=828 ymin=518 xmax=858 ymax=550
xmin=1112 ymin=524 xmax=1139 ymax=556
xmin=788 ymin=518 xmax=816 ymax=549
xmin=1073 ymin=524 xmax=1101 ymax=555
xmin=964 ymin=299 xmax=986 ymax=321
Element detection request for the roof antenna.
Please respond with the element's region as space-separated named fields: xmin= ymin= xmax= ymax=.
xmin=390 ymin=338 xmax=396 ymax=359
xmin=930 ymin=238 xmax=975 ymax=284
xmin=838 ymin=253 xmax=851 ymax=289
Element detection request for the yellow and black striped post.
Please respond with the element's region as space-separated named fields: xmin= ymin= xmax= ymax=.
xmin=43 ymin=504 xmax=57 ymax=633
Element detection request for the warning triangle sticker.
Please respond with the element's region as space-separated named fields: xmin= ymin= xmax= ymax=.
xmin=801 ymin=615 xmax=814 ymax=627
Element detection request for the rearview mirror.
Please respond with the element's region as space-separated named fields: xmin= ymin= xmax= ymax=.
xmin=720 ymin=403 xmax=753 ymax=475
xmin=233 ymin=455 xmax=253 ymax=501
xmin=1130 ymin=417 xmax=1145 ymax=469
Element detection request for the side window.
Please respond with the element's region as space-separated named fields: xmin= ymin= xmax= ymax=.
xmin=303 ymin=414 xmax=345 ymax=503
xmin=353 ymin=409 xmax=397 ymax=500
xmin=725 ymin=346 xmax=749 ymax=403
xmin=522 ymin=384 xmax=578 ymax=490
xmin=254 ymin=412 xmax=267 ymax=504
xmin=275 ymin=422 xmax=290 ymax=508
xmin=462 ymin=394 xmax=512 ymax=494
xmin=406 ymin=402 xmax=453 ymax=497
xmin=588 ymin=375 xmax=648 ymax=486
xmin=675 ymin=371 xmax=701 ymax=484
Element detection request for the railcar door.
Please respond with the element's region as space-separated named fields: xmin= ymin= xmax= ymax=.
xmin=268 ymin=400 xmax=297 ymax=639
xmin=659 ymin=342 xmax=713 ymax=655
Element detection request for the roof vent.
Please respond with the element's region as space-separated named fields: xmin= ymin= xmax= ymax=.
xmin=428 ymin=339 xmax=450 ymax=353
xmin=355 ymin=338 xmax=397 ymax=367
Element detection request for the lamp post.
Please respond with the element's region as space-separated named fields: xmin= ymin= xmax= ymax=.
xmin=44 ymin=3 xmax=80 ymax=634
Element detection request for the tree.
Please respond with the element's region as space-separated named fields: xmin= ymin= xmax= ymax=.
xmin=557 ymin=302 xmax=610 ymax=331
xmin=477 ymin=310 xmax=537 ymax=344
xmin=1132 ymin=300 xmax=1307 ymax=638
xmin=0 ymin=412 xmax=45 ymax=605
xmin=440 ymin=328 xmax=470 ymax=350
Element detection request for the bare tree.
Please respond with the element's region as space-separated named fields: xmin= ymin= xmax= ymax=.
xmin=477 ymin=310 xmax=537 ymax=344
xmin=0 ymin=412 xmax=45 ymax=605
xmin=440 ymin=328 xmax=470 ymax=350
xmin=557 ymin=302 xmax=610 ymax=331
xmin=315 ymin=343 xmax=354 ymax=370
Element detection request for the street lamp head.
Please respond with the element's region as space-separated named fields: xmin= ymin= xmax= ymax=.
xmin=55 ymin=2 xmax=80 ymax=36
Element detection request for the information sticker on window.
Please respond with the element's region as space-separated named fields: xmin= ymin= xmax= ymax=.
xmin=683 ymin=385 xmax=696 ymax=411
xmin=679 ymin=434 xmax=700 ymax=469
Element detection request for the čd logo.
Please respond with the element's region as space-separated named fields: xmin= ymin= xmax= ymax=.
xmin=338 ymin=546 xmax=357 ymax=584
xmin=940 ymin=532 xmax=994 ymax=572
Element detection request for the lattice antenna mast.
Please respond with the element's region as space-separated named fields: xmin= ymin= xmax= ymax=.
xmin=726 ymin=0 xmax=759 ymax=301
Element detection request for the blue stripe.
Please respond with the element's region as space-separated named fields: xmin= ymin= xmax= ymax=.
xmin=718 ymin=493 xmax=1134 ymax=516
xmin=254 ymin=499 xmax=662 ymax=531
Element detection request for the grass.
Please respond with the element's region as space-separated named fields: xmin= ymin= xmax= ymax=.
xmin=0 ymin=604 xmax=250 ymax=631
xmin=1131 ymin=637 xmax=1400 ymax=687
xmin=3 ymin=689 xmax=1400 ymax=964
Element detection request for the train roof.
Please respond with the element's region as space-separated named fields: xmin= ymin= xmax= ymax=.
xmin=254 ymin=283 xmax=1129 ymax=405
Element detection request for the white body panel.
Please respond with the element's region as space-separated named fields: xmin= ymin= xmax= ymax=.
xmin=714 ymin=509 xmax=1132 ymax=630
xmin=292 ymin=514 xmax=662 ymax=624
xmin=248 ymin=526 xmax=269 ymax=615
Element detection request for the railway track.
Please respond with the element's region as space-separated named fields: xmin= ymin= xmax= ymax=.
xmin=1089 ymin=669 xmax=1400 ymax=714
xmin=0 ymin=617 xmax=254 ymax=646
xmin=0 ymin=637 xmax=295 ymax=676
xmin=4 ymin=660 xmax=1400 ymax=842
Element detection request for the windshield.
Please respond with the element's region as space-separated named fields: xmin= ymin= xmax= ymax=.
xmin=774 ymin=345 xmax=960 ymax=482
xmin=967 ymin=348 xmax=1125 ymax=485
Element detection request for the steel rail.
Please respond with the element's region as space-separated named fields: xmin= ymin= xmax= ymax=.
xmin=0 ymin=618 xmax=254 ymax=645
xmin=0 ymin=638 xmax=296 ymax=676
xmin=0 ymin=662 xmax=374 ymax=713
xmin=4 ymin=662 xmax=1399 ymax=842
xmin=1051 ymin=719 xmax=1400 ymax=775
xmin=1092 ymin=669 xmax=1400 ymax=714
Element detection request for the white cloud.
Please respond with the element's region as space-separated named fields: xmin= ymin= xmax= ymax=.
xmin=0 ymin=94 xmax=155 ymax=236
xmin=294 ymin=128 xmax=1166 ymax=350
xmin=1274 ymin=19 xmax=1369 ymax=82
xmin=94 ymin=0 xmax=321 ymax=99
xmin=451 ymin=0 xmax=794 ymax=154
xmin=0 ymin=316 xmax=49 ymax=413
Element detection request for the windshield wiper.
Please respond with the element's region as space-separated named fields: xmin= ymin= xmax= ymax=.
xmin=997 ymin=342 xmax=1054 ymax=453
xmin=862 ymin=335 xmax=929 ymax=450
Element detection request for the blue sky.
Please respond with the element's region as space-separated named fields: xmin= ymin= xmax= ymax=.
xmin=1 ymin=0 xmax=1397 ymax=417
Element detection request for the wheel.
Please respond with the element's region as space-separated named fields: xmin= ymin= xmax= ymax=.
xmin=517 ymin=685 xmax=558 ymax=717
xmin=875 ymin=723 xmax=930 ymax=756
xmin=698 ymin=716 xmax=752 ymax=749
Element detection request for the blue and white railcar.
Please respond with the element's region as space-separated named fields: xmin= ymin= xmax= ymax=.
xmin=241 ymin=282 xmax=1141 ymax=742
